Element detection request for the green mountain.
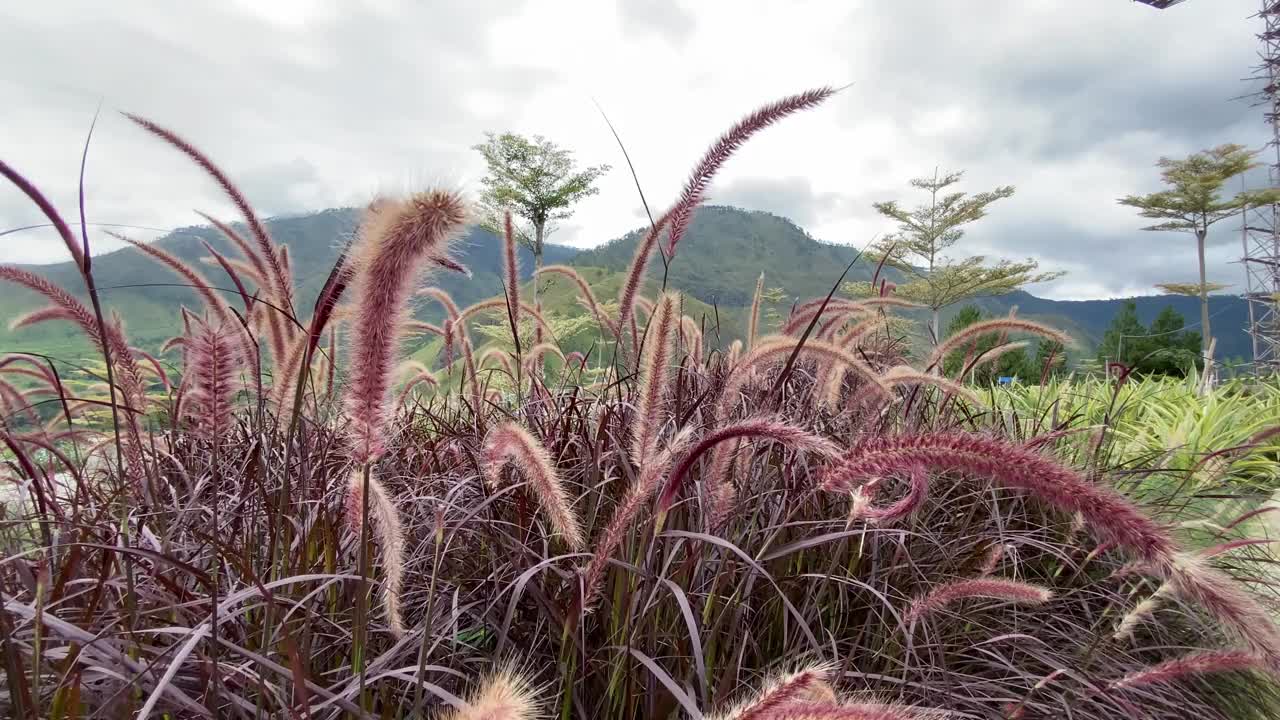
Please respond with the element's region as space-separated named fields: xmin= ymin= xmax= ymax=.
xmin=0 ymin=204 xmax=1253 ymax=366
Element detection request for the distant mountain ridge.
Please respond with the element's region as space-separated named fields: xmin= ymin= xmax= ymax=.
xmin=0 ymin=205 xmax=1253 ymax=362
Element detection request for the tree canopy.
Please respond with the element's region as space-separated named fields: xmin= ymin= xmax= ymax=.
xmin=1096 ymin=301 xmax=1202 ymax=377
xmin=864 ymin=170 xmax=1061 ymax=342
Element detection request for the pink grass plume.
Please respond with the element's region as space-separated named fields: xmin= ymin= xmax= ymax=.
xmin=344 ymin=190 xmax=468 ymax=464
xmin=904 ymin=577 xmax=1052 ymax=624
xmin=482 ymin=421 xmax=584 ymax=549
xmin=630 ymin=292 xmax=680 ymax=466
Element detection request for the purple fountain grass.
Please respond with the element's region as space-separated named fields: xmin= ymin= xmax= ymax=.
xmin=781 ymin=300 xmax=871 ymax=337
xmin=1109 ymin=650 xmax=1274 ymax=690
xmin=0 ymin=159 xmax=85 ymax=270
xmin=749 ymin=272 xmax=765 ymax=348
xmin=712 ymin=664 xmax=835 ymax=720
xmin=343 ymin=468 xmax=406 ymax=637
xmin=615 ymin=212 xmax=672 ymax=352
xmin=523 ymin=342 xmax=565 ymax=375
xmin=536 ymin=264 xmax=619 ymax=339
xmin=478 ymin=347 xmax=518 ymax=381
xmin=182 ymin=318 xmax=242 ymax=439
xmin=458 ymin=297 xmax=552 ymax=337
xmin=344 ymin=190 xmax=468 ymax=465
xmin=396 ymin=370 xmax=439 ymax=406
xmin=954 ymin=341 xmax=1032 ymax=380
xmin=1113 ymin=589 xmax=1168 ymax=641
xmin=581 ymin=427 xmax=694 ymax=611
xmin=482 ymin=421 xmax=584 ymax=549
xmin=125 ymin=114 xmax=293 ymax=315
xmin=664 ymin=87 xmax=835 ymax=257
xmin=681 ymin=315 xmax=704 ymax=366
xmin=420 ymin=286 xmax=464 ymax=366
xmin=630 ymin=292 xmax=680 ymax=466
xmin=194 ymin=210 xmax=271 ymax=289
xmin=846 ymin=464 xmax=929 ymax=524
xmin=501 ymin=211 xmax=522 ymax=324
xmin=904 ymin=577 xmax=1053 ymax=624
xmin=820 ymin=433 xmax=1178 ymax=567
xmin=720 ymin=337 xmax=890 ymax=418
xmin=743 ymin=703 xmax=921 ymax=720
xmin=656 ymin=416 xmax=840 ymax=527
xmin=442 ymin=668 xmax=540 ymax=720
xmin=0 ymin=378 xmax=39 ymax=425
xmin=979 ymin=542 xmax=1007 ymax=576
xmin=1163 ymin=554 xmax=1280 ymax=662
xmin=10 ymin=306 xmax=77 ymax=331
xmin=881 ymin=366 xmax=982 ymax=406
xmin=132 ymin=348 xmax=171 ymax=393
xmin=928 ymin=319 xmax=1071 ymax=368
xmin=728 ymin=339 xmax=743 ymax=367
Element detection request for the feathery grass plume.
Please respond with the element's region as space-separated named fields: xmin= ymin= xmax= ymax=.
xmin=477 ymin=347 xmax=518 ymax=388
xmin=820 ymin=433 xmax=1177 ymax=566
xmin=132 ymin=348 xmax=171 ymax=392
xmin=344 ymin=190 xmax=468 ymax=464
xmin=523 ymin=342 xmax=565 ymax=375
xmin=1113 ymin=588 xmax=1168 ymax=641
xmin=440 ymin=668 xmax=540 ymax=720
xmin=720 ymin=337 xmax=891 ymax=418
xmin=847 ymin=464 xmax=929 ymax=524
xmin=881 ymin=366 xmax=982 ymax=406
xmin=1164 ymin=553 xmax=1280 ymax=661
xmin=536 ymin=264 xmax=619 ymax=338
xmin=728 ymin=339 xmax=743 ymax=367
xmin=125 ymin=114 xmax=294 ymax=315
xmin=979 ymin=542 xmax=1007 ymax=576
xmin=501 ymin=211 xmax=522 ymax=329
xmin=0 ymin=158 xmax=85 ymax=270
xmin=482 ymin=421 xmax=584 ymax=549
xmin=10 ymin=306 xmax=76 ymax=331
xmin=954 ymin=341 xmax=1032 ymax=381
xmin=749 ymin=272 xmax=765 ymax=348
xmin=665 ymin=87 xmax=835 ymax=257
xmin=681 ymin=314 xmax=704 ymax=365
xmin=396 ymin=370 xmax=439 ymax=406
xmin=0 ymin=378 xmax=39 ymax=425
xmin=420 ymin=286 xmax=463 ymax=366
xmin=711 ymin=663 xmax=835 ymax=720
xmin=199 ymin=243 xmax=257 ymax=309
xmin=343 ymin=469 xmax=406 ymax=637
xmin=1109 ymin=650 xmax=1274 ymax=690
xmin=781 ymin=300 xmax=871 ymax=336
xmin=615 ymin=212 xmax=672 ymax=352
xmin=928 ymin=318 xmax=1071 ymax=368
xmin=114 ymin=234 xmax=235 ymax=324
xmin=458 ymin=297 xmax=553 ymax=337
xmin=182 ymin=318 xmax=241 ymax=439
xmin=656 ymin=416 xmax=840 ymax=526
xmin=195 ymin=210 xmax=270 ymax=287
xmin=630 ymin=292 xmax=680 ymax=465
xmin=581 ymin=427 xmax=693 ymax=610
xmin=904 ymin=577 xmax=1052 ymax=624
xmin=407 ymin=320 xmax=446 ymax=337
xmin=753 ymin=702 xmax=927 ymax=720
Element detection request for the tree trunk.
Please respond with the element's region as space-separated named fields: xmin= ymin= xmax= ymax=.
xmin=931 ymin=308 xmax=941 ymax=348
xmin=531 ymin=221 xmax=545 ymax=306
xmin=1196 ymin=228 xmax=1213 ymax=383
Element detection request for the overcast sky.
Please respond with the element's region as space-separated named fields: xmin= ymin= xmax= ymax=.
xmin=0 ymin=0 xmax=1270 ymax=299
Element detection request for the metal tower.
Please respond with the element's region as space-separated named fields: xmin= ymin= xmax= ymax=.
xmin=1244 ymin=1 xmax=1280 ymax=372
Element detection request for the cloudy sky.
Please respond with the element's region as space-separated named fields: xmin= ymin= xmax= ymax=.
xmin=0 ymin=0 xmax=1269 ymax=299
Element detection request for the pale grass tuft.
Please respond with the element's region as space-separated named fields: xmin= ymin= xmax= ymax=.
xmin=630 ymin=292 xmax=680 ymax=466
xmin=482 ymin=422 xmax=584 ymax=549
xmin=748 ymin=272 xmax=765 ymax=348
xmin=343 ymin=469 xmax=406 ymax=637
xmin=710 ymin=663 xmax=835 ymax=720
xmin=441 ymin=667 xmax=541 ymax=720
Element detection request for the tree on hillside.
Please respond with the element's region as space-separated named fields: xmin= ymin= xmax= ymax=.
xmin=941 ymin=305 xmax=1038 ymax=385
xmin=1096 ymin=300 xmax=1202 ymax=377
xmin=1119 ymin=144 xmax=1279 ymax=371
xmin=865 ymin=170 xmax=1061 ymax=344
xmin=1035 ymin=337 xmax=1067 ymax=381
xmin=474 ymin=132 xmax=610 ymax=301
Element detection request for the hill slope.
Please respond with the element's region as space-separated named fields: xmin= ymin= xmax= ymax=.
xmin=0 ymin=204 xmax=1254 ymax=365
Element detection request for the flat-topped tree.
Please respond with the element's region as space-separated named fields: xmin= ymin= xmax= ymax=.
xmin=473 ymin=132 xmax=610 ymax=304
xmin=1120 ymin=144 xmax=1280 ymax=371
xmin=864 ymin=170 xmax=1060 ymax=344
